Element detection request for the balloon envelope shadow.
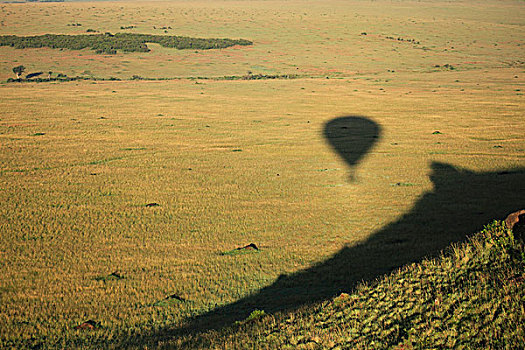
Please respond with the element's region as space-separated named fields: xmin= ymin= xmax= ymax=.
xmin=324 ymin=116 xmax=381 ymax=181
xmin=118 ymin=116 xmax=525 ymax=347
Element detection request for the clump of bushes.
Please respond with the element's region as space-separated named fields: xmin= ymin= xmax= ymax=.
xmin=434 ymin=64 xmax=455 ymax=70
xmin=385 ymin=35 xmax=420 ymax=44
xmin=221 ymin=73 xmax=300 ymax=81
xmin=0 ymin=33 xmax=253 ymax=55
xmin=6 ymin=74 xmax=122 ymax=83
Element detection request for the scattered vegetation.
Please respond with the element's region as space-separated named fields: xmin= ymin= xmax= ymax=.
xmin=218 ymin=73 xmax=299 ymax=81
xmin=435 ymin=64 xmax=456 ymax=70
xmin=385 ymin=35 xmax=420 ymax=44
xmin=243 ymin=309 xmax=266 ymax=323
xmin=6 ymin=74 xmax=114 ymax=83
xmin=0 ymin=33 xmax=253 ymax=54
xmin=5 ymin=72 xmax=300 ymax=83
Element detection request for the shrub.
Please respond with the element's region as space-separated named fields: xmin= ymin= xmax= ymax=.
xmin=0 ymin=33 xmax=253 ymax=54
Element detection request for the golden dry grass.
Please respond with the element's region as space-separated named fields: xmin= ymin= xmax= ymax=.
xmin=1 ymin=0 xmax=523 ymax=80
xmin=0 ymin=0 xmax=523 ymax=348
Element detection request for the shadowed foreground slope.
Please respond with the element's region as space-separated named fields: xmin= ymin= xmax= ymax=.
xmin=119 ymin=116 xmax=525 ymax=348
xmin=190 ymin=221 xmax=525 ymax=348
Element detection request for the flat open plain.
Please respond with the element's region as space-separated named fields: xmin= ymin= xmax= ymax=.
xmin=0 ymin=0 xmax=523 ymax=348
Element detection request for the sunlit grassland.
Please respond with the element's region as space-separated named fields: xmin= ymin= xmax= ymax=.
xmin=1 ymin=72 xmax=523 ymax=347
xmin=0 ymin=0 xmax=524 ymax=80
xmin=0 ymin=0 xmax=524 ymax=348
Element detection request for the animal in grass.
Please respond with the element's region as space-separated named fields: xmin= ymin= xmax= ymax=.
xmin=505 ymin=209 xmax=525 ymax=240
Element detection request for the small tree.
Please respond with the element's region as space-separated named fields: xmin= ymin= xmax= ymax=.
xmin=12 ymin=65 xmax=25 ymax=79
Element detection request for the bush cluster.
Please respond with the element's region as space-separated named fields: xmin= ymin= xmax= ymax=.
xmin=220 ymin=73 xmax=299 ymax=81
xmin=7 ymin=76 xmax=121 ymax=83
xmin=0 ymin=33 xmax=252 ymax=54
xmin=385 ymin=36 xmax=420 ymax=44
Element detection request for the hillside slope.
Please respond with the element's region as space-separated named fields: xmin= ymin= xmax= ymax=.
xmin=173 ymin=220 xmax=524 ymax=349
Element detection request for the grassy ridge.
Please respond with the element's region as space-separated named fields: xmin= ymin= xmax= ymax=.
xmin=180 ymin=221 xmax=524 ymax=349
xmin=0 ymin=33 xmax=252 ymax=54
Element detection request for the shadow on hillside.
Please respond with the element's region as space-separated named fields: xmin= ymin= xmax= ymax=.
xmin=119 ymin=116 xmax=525 ymax=348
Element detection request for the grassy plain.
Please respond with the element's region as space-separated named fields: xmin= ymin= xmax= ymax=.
xmin=0 ymin=0 xmax=523 ymax=80
xmin=0 ymin=0 xmax=524 ymax=348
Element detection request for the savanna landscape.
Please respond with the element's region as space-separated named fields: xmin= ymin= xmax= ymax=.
xmin=0 ymin=0 xmax=523 ymax=348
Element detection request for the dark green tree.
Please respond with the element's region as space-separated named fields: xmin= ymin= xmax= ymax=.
xmin=12 ymin=65 xmax=25 ymax=79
